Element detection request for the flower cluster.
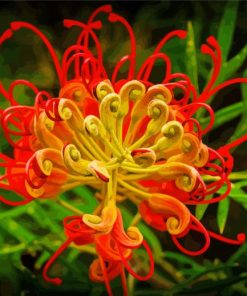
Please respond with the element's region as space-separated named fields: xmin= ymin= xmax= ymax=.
xmin=0 ymin=5 xmax=246 ymax=296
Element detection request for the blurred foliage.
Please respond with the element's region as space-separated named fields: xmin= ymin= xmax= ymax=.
xmin=0 ymin=1 xmax=247 ymax=295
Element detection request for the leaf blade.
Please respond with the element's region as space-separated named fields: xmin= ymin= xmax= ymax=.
xmin=217 ymin=197 xmax=230 ymax=234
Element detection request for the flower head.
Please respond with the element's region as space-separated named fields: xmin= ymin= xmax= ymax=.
xmin=0 ymin=4 xmax=246 ymax=295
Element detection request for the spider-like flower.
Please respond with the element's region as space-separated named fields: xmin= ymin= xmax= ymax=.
xmin=0 ymin=5 xmax=246 ymax=296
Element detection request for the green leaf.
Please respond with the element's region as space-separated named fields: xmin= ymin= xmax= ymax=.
xmin=201 ymin=102 xmax=243 ymax=130
xmin=219 ymin=44 xmax=247 ymax=83
xmin=227 ymin=180 xmax=247 ymax=206
xmin=71 ymin=186 xmax=98 ymax=212
xmin=164 ymin=251 xmax=205 ymax=274
xmin=217 ymin=0 xmax=239 ymax=61
xmin=217 ymin=197 xmax=230 ymax=234
xmin=230 ymin=69 xmax=247 ymax=141
xmin=0 ymin=218 xmax=36 ymax=243
xmin=195 ymin=195 xmax=213 ymax=220
xmin=34 ymin=250 xmax=50 ymax=270
xmin=186 ymin=21 xmax=199 ymax=93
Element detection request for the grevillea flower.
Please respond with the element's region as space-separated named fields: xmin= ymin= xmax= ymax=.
xmin=0 ymin=4 xmax=246 ymax=295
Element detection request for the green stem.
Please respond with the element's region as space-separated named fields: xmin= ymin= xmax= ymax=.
xmin=56 ymin=199 xmax=84 ymax=215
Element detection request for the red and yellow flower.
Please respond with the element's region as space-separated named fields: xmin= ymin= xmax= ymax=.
xmin=0 ymin=4 xmax=246 ymax=295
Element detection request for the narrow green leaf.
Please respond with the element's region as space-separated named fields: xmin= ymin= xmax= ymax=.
xmin=217 ymin=197 xmax=230 ymax=234
xmin=230 ymin=69 xmax=247 ymax=141
xmin=219 ymin=44 xmax=247 ymax=83
xmin=0 ymin=243 xmax=25 ymax=256
xmin=228 ymin=180 xmax=247 ymax=205
xmin=217 ymin=0 xmax=239 ymax=61
xmin=71 ymin=186 xmax=98 ymax=212
xmin=195 ymin=195 xmax=212 ymax=220
xmin=0 ymin=218 xmax=36 ymax=243
xmin=27 ymin=203 xmax=62 ymax=234
xmin=34 ymin=250 xmax=50 ymax=270
xmin=164 ymin=251 xmax=205 ymax=273
xmin=0 ymin=203 xmax=29 ymax=220
xmin=201 ymin=102 xmax=243 ymax=130
xmin=186 ymin=21 xmax=199 ymax=93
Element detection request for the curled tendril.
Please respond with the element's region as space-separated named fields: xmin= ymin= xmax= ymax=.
xmin=171 ymin=215 xmax=210 ymax=256
xmin=116 ymin=239 xmax=154 ymax=281
xmin=137 ymin=52 xmax=172 ymax=83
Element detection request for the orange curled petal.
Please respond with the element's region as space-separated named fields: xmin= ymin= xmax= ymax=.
xmin=89 ymin=258 xmax=122 ymax=282
xmin=83 ymin=201 xmax=117 ymax=233
xmin=96 ymin=234 xmax=131 ymax=261
xmin=193 ymin=143 xmax=209 ymax=167
xmin=59 ymin=80 xmax=90 ymax=107
xmin=112 ymin=209 xmax=143 ymax=248
xmin=144 ymin=193 xmax=191 ymax=236
xmin=155 ymin=162 xmax=200 ymax=192
xmin=33 ymin=112 xmax=64 ymax=149
xmin=139 ymin=200 xmax=167 ymax=231
xmin=167 ymin=133 xmax=200 ymax=165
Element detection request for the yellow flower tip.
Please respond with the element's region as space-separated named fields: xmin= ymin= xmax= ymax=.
xmin=69 ymin=145 xmax=80 ymax=162
xmin=182 ymin=139 xmax=192 ymax=152
xmin=73 ymin=89 xmax=83 ymax=102
xmin=166 ymin=217 xmax=180 ymax=234
xmin=95 ymin=80 xmax=114 ymax=101
xmin=129 ymin=89 xmax=142 ymax=100
xmin=63 ymin=144 xmax=91 ymax=176
xmin=43 ymin=117 xmax=55 ymax=131
xmin=149 ymin=84 xmax=173 ymax=104
xmin=42 ymin=159 xmax=53 ymax=175
xmin=60 ymin=106 xmax=73 ymax=120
